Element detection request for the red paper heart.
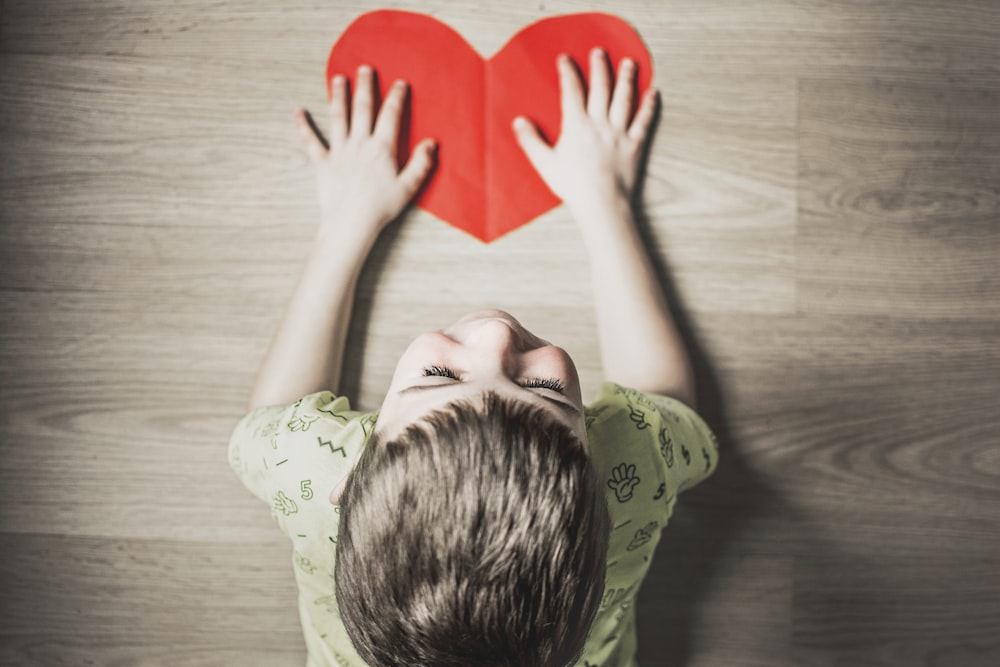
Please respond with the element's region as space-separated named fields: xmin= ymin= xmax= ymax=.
xmin=326 ymin=11 xmax=653 ymax=243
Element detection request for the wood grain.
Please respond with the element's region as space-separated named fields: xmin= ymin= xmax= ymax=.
xmin=2 ymin=0 xmax=999 ymax=665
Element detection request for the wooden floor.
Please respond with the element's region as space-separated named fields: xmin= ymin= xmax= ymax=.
xmin=2 ymin=1 xmax=998 ymax=665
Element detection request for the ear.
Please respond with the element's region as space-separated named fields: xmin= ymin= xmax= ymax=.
xmin=329 ymin=478 xmax=347 ymax=505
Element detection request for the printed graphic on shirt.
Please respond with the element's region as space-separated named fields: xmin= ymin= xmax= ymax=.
xmin=258 ymin=419 xmax=280 ymax=438
xmin=295 ymin=551 xmax=318 ymax=574
xmin=318 ymin=404 xmax=350 ymax=424
xmin=318 ymin=435 xmax=347 ymax=457
xmin=273 ymin=491 xmax=299 ymax=516
xmin=658 ymin=427 xmax=674 ymax=468
xmin=600 ymin=582 xmax=639 ymax=611
xmin=626 ymin=522 xmax=658 ymax=551
xmin=359 ymin=413 xmax=377 ymax=438
xmin=608 ymin=463 xmax=640 ymax=502
xmin=289 ymin=413 xmax=319 ymax=432
xmin=626 ymin=404 xmax=651 ymax=430
xmin=616 ymin=385 xmax=658 ymax=432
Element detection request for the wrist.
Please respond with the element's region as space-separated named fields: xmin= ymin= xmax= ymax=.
xmin=310 ymin=227 xmax=374 ymax=277
xmin=569 ymin=193 xmax=638 ymax=246
xmin=315 ymin=216 xmax=381 ymax=255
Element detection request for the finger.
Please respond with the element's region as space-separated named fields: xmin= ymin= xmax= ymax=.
xmin=327 ymin=74 xmax=349 ymax=146
xmin=373 ymin=79 xmax=407 ymax=149
xmin=608 ymin=58 xmax=636 ymax=130
xmin=350 ymin=65 xmax=375 ymax=137
xmin=293 ymin=108 xmax=327 ymax=166
xmin=512 ymin=116 xmax=553 ymax=176
xmin=627 ymin=88 xmax=659 ymax=144
xmin=556 ymin=54 xmax=586 ymax=121
xmin=586 ymin=47 xmax=612 ymax=120
xmin=396 ymin=138 xmax=437 ymax=203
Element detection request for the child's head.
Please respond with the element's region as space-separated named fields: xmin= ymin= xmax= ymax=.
xmin=334 ymin=310 xmax=610 ymax=666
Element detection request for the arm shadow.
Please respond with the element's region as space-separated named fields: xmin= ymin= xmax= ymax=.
xmin=629 ymin=113 xmax=782 ymax=664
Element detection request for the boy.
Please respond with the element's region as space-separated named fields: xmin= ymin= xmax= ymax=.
xmin=229 ymin=48 xmax=717 ymax=666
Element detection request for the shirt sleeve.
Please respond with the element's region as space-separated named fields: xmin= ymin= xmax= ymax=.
xmin=588 ymin=382 xmax=719 ymax=498
xmin=227 ymin=391 xmax=377 ymax=510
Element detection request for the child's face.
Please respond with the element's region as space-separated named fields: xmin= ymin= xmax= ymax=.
xmin=376 ymin=309 xmax=588 ymax=445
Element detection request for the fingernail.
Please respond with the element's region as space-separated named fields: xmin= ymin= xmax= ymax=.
xmin=621 ymin=58 xmax=635 ymax=70
xmin=358 ymin=64 xmax=371 ymax=75
xmin=331 ymin=74 xmax=345 ymax=86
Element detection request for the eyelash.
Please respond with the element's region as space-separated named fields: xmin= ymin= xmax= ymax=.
xmin=421 ymin=366 xmax=565 ymax=394
xmin=521 ymin=377 xmax=566 ymax=393
xmin=423 ymin=365 xmax=459 ymax=379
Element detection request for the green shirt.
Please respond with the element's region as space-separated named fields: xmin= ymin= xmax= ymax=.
xmin=229 ymin=382 xmax=717 ymax=666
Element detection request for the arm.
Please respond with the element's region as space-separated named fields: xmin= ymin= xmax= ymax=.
xmin=248 ymin=66 xmax=436 ymax=410
xmin=513 ymin=49 xmax=695 ymax=407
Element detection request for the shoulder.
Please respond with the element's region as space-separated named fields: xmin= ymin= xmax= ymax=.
xmin=585 ymin=382 xmax=719 ymax=494
xmin=228 ymin=391 xmax=377 ymax=504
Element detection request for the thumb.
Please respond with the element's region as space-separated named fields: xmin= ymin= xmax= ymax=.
xmin=293 ymin=108 xmax=327 ymax=166
xmin=512 ymin=116 xmax=553 ymax=177
xmin=396 ymin=138 xmax=437 ymax=202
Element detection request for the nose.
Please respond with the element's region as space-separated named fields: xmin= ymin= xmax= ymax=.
xmin=466 ymin=319 xmax=525 ymax=369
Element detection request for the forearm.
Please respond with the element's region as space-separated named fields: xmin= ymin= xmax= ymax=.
xmin=247 ymin=233 xmax=370 ymax=410
xmin=575 ymin=196 xmax=695 ymax=407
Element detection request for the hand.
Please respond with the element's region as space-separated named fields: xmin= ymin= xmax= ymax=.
xmin=513 ymin=48 xmax=657 ymax=218
xmin=294 ymin=65 xmax=436 ymax=248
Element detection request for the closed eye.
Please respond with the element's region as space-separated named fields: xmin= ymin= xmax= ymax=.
xmin=422 ymin=366 xmax=459 ymax=380
xmin=520 ymin=377 xmax=566 ymax=394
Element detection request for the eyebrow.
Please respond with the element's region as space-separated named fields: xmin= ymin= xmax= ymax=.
xmin=398 ymin=382 xmax=581 ymax=417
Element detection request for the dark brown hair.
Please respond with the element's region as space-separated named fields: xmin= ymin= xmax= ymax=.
xmin=335 ymin=392 xmax=610 ymax=667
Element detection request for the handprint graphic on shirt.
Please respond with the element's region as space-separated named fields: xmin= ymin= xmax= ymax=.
xmin=608 ymin=463 xmax=640 ymax=502
xmin=273 ymin=491 xmax=299 ymax=516
xmin=288 ymin=413 xmax=319 ymax=432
